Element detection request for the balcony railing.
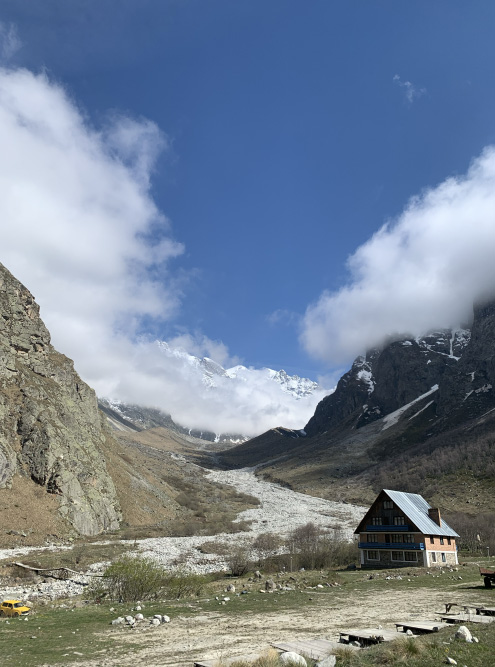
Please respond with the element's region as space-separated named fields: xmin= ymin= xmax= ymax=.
xmin=366 ymin=525 xmax=410 ymax=531
xmin=358 ymin=542 xmax=425 ymax=550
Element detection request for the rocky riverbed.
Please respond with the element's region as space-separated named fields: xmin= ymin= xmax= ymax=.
xmin=0 ymin=467 xmax=366 ymax=601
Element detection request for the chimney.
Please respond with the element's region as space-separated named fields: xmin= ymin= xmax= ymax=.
xmin=428 ymin=508 xmax=441 ymax=526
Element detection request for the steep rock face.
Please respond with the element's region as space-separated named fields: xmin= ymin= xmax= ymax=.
xmin=304 ymin=329 xmax=470 ymax=438
xmin=436 ymin=301 xmax=495 ymax=419
xmin=0 ymin=263 xmax=121 ymax=535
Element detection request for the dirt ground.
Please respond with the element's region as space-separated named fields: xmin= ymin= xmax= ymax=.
xmin=79 ymin=584 xmax=475 ymax=667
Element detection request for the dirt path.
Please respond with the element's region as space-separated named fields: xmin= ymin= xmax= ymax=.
xmin=81 ymin=584 xmax=473 ymax=666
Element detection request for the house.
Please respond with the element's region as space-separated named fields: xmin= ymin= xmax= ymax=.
xmin=354 ymin=489 xmax=459 ymax=568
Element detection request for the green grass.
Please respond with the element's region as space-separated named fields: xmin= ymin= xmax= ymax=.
xmin=335 ymin=623 xmax=495 ymax=666
xmin=1 ymin=559 xmax=493 ymax=665
xmin=0 ymin=598 xmax=198 ymax=666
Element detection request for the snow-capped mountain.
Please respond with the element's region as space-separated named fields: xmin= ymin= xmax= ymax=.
xmin=100 ymin=341 xmax=328 ymax=442
xmin=156 ymin=341 xmax=321 ymax=399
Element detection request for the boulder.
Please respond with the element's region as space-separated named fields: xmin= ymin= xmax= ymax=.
xmin=280 ymin=653 xmax=307 ymax=666
xmin=265 ymin=579 xmax=276 ymax=591
xmin=455 ymin=625 xmax=472 ymax=642
xmin=316 ymin=657 xmax=336 ymax=667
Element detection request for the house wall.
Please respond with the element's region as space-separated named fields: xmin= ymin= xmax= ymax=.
xmin=424 ymin=536 xmax=457 ymax=552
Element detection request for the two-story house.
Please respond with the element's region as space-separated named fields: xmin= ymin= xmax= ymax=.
xmin=355 ymin=489 xmax=459 ymax=568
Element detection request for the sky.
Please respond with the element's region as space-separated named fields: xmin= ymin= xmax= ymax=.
xmin=2 ymin=2 xmax=495 ymax=435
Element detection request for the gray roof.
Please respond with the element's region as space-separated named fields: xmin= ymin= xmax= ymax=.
xmin=382 ymin=489 xmax=459 ymax=537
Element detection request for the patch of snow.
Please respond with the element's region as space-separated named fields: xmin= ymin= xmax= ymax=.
xmin=382 ymin=385 xmax=439 ymax=431
xmin=475 ymin=384 xmax=492 ymax=394
xmin=408 ymin=400 xmax=434 ymax=421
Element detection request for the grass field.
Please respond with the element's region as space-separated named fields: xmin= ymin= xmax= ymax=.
xmin=1 ymin=558 xmax=495 ymax=665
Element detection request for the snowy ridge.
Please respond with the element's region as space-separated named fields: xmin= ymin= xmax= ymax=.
xmin=156 ymin=341 xmax=321 ymax=399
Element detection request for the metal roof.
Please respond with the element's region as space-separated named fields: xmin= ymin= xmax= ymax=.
xmin=382 ymin=489 xmax=459 ymax=537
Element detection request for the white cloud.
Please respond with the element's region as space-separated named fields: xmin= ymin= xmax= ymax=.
xmin=393 ymin=74 xmax=426 ymax=103
xmin=0 ymin=23 xmax=21 ymax=62
xmin=301 ymin=146 xmax=495 ymax=365
xmin=0 ymin=64 xmax=324 ymax=436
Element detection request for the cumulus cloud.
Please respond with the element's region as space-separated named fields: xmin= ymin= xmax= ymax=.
xmin=301 ymin=147 xmax=495 ymax=365
xmin=0 ymin=64 xmax=324 ymax=436
xmin=393 ymin=74 xmax=426 ymax=103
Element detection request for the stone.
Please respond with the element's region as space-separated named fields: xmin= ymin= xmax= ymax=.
xmin=111 ymin=617 xmax=124 ymax=625
xmin=134 ymin=613 xmax=144 ymax=621
xmin=445 ymin=658 xmax=457 ymax=665
xmin=150 ymin=618 xmax=160 ymax=626
xmin=265 ymin=579 xmax=276 ymax=591
xmin=254 ymin=571 xmax=262 ymax=579
xmin=280 ymin=652 xmax=307 ymax=666
xmin=455 ymin=626 xmax=472 ymax=642
xmin=226 ymin=584 xmax=235 ymax=592
xmin=162 ymin=615 xmax=170 ymax=623
xmin=316 ymin=657 xmax=336 ymax=667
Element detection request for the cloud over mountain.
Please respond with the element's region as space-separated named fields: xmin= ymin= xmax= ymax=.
xmin=0 ymin=64 xmax=326 ymax=436
xmin=301 ymin=147 xmax=495 ymax=365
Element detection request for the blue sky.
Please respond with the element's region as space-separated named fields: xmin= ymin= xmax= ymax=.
xmin=2 ymin=2 xmax=495 ymax=434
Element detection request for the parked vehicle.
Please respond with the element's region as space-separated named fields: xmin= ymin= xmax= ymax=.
xmin=0 ymin=600 xmax=31 ymax=617
xmin=480 ymin=568 xmax=495 ymax=588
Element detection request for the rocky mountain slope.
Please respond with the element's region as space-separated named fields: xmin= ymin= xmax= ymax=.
xmin=0 ymin=262 xmax=121 ymax=536
xmin=0 ymin=263 xmax=261 ymax=545
xmin=220 ymin=300 xmax=495 ymax=512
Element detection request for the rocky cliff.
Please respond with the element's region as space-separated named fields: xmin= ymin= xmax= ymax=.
xmin=0 ymin=262 xmax=121 ymax=536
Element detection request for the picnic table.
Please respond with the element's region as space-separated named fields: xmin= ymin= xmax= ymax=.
xmin=339 ymin=628 xmax=399 ymax=646
xmin=395 ymin=620 xmax=449 ymax=634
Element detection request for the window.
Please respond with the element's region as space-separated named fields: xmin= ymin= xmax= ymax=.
xmin=383 ymin=500 xmax=394 ymax=509
xmin=391 ymin=551 xmax=403 ymax=561
xmin=404 ymin=552 xmax=418 ymax=562
xmin=430 ymin=536 xmax=434 ymax=544
xmin=440 ymin=537 xmax=444 ymax=545
xmin=367 ymin=550 xmax=379 ymax=560
xmin=447 ymin=538 xmax=451 ymax=546
xmin=431 ymin=552 xmax=437 ymax=563
xmin=372 ymin=517 xmax=382 ymax=525
xmin=394 ymin=516 xmax=406 ymax=525
xmin=403 ymin=534 xmax=415 ymax=543
xmin=367 ymin=534 xmax=378 ymax=543
xmin=441 ymin=553 xmax=446 ymax=563
xmin=391 ymin=534 xmax=403 ymax=543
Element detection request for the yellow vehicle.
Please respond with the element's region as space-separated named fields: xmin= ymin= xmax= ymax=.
xmin=0 ymin=600 xmax=31 ymax=617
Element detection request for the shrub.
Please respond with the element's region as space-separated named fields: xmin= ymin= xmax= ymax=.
xmin=227 ymin=543 xmax=253 ymax=577
xmin=252 ymin=532 xmax=282 ymax=566
xmin=287 ymin=523 xmax=358 ymax=570
xmin=90 ymin=555 xmax=166 ymax=602
xmin=164 ymin=569 xmax=208 ymax=599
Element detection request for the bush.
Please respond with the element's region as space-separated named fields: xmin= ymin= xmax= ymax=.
xmin=164 ymin=569 xmax=208 ymax=599
xmin=90 ymin=555 xmax=166 ymax=602
xmin=227 ymin=543 xmax=253 ymax=577
xmin=287 ymin=522 xmax=358 ymax=570
xmin=252 ymin=532 xmax=282 ymax=566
